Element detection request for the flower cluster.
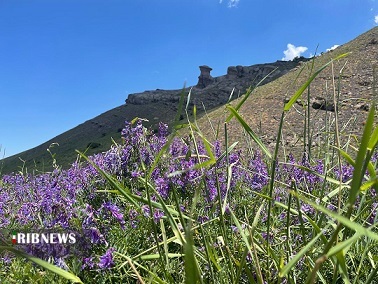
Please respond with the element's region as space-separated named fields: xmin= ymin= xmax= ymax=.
xmin=0 ymin=118 xmax=376 ymax=280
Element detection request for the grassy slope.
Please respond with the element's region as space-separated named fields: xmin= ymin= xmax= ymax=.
xmin=0 ymin=102 xmax=179 ymax=174
xmin=193 ymin=27 xmax=378 ymax=156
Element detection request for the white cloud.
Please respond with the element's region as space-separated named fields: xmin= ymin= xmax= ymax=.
xmin=228 ymin=0 xmax=240 ymax=7
xmin=282 ymin=44 xmax=308 ymax=61
xmin=219 ymin=0 xmax=240 ymax=8
xmin=326 ymin=45 xmax=340 ymax=52
xmin=375 ymin=15 xmax=378 ymax=24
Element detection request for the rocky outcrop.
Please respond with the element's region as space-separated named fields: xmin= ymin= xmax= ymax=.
xmin=126 ymin=59 xmax=309 ymax=111
xmin=197 ymin=65 xmax=214 ymax=88
xmin=227 ymin=64 xmax=278 ymax=80
xmin=125 ymin=89 xmax=182 ymax=105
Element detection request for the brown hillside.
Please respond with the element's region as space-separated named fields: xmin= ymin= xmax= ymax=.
xmin=194 ymin=27 xmax=378 ymax=157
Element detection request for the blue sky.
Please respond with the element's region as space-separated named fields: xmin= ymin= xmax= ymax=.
xmin=0 ymin=0 xmax=377 ymax=158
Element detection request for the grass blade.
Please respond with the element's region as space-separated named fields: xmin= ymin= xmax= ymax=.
xmin=279 ymin=231 xmax=324 ymax=277
xmin=292 ymin=192 xmax=378 ymax=241
xmin=226 ymin=105 xmax=272 ymax=159
xmin=0 ymin=246 xmax=83 ymax=283
xmin=226 ymin=67 xmax=279 ymax=122
xmin=347 ymin=102 xmax=376 ymax=209
xmin=284 ymin=53 xmax=350 ymax=112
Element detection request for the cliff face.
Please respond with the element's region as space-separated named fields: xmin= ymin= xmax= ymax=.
xmin=126 ymin=59 xmax=308 ymax=111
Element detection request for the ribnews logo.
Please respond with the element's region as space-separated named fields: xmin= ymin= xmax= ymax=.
xmin=11 ymin=231 xmax=77 ymax=245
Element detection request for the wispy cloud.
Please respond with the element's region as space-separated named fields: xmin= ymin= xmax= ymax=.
xmin=219 ymin=0 xmax=240 ymax=8
xmin=326 ymin=45 xmax=340 ymax=52
xmin=282 ymin=44 xmax=308 ymax=61
xmin=375 ymin=15 xmax=378 ymax=24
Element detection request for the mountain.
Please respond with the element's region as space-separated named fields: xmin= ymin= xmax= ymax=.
xmin=1 ymin=27 xmax=377 ymax=174
xmin=0 ymin=56 xmax=305 ymax=174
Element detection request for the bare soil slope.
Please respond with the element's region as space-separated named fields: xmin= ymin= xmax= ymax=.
xmin=194 ymin=27 xmax=377 ymax=157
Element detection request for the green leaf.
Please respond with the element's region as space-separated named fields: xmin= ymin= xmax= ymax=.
xmin=335 ymin=250 xmax=350 ymax=284
xmin=173 ymin=86 xmax=188 ymax=125
xmin=347 ymin=101 xmax=376 ymax=208
xmin=139 ymin=253 xmax=184 ymax=260
xmin=279 ymin=231 xmax=324 ymax=277
xmin=292 ymin=192 xmax=378 ymax=242
xmin=184 ymin=224 xmax=202 ymax=284
xmin=326 ymin=233 xmax=360 ymax=258
xmin=284 ymin=53 xmax=350 ymax=112
xmin=226 ymin=67 xmax=279 ymax=122
xmin=367 ymin=122 xmax=378 ymax=150
xmin=0 ymin=246 xmax=83 ymax=283
xmin=226 ymin=105 xmax=272 ymax=159
xmin=360 ymin=176 xmax=378 ymax=192
xmin=186 ymin=87 xmax=192 ymax=111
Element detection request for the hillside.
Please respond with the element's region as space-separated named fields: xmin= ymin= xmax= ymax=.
xmin=0 ymin=57 xmax=304 ymax=174
xmin=194 ymin=27 xmax=378 ymax=157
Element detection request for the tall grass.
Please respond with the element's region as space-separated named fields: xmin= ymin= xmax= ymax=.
xmin=0 ymin=54 xmax=377 ymax=283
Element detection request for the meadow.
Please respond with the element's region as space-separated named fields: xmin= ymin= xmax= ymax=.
xmin=0 ymin=53 xmax=377 ymax=283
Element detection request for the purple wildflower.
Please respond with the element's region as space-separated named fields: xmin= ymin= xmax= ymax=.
xmin=244 ymin=152 xmax=269 ymax=190
xmin=141 ymin=205 xmax=150 ymax=217
xmin=153 ymin=209 xmax=164 ymax=224
xmin=87 ymin=227 xmax=105 ymax=244
xmin=334 ymin=164 xmax=354 ymax=183
xmin=129 ymin=209 xmax=139 ymax=228
xmin=82 ymin=256 xmax=95 ymax=270
xmin=54 ymin=258 xmax=69 ymax=270
xmin=155 ymin=177 xmax=169 ymax=199
xmin=98 ymin=248 xmax=115 ymax=269
xmin=102 ymin=202 xmax=125 ymax=228
xmin=231 ymin=225 xmax=238 ymax=233
xmin=369 ymin=202 xmax=378 ymax=224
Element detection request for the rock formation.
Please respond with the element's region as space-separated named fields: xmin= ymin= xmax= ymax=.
xmin=197 ymin=65 xmax=214 ymax=88
xmin=126 ymin=59 xmax=309 ymax=111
